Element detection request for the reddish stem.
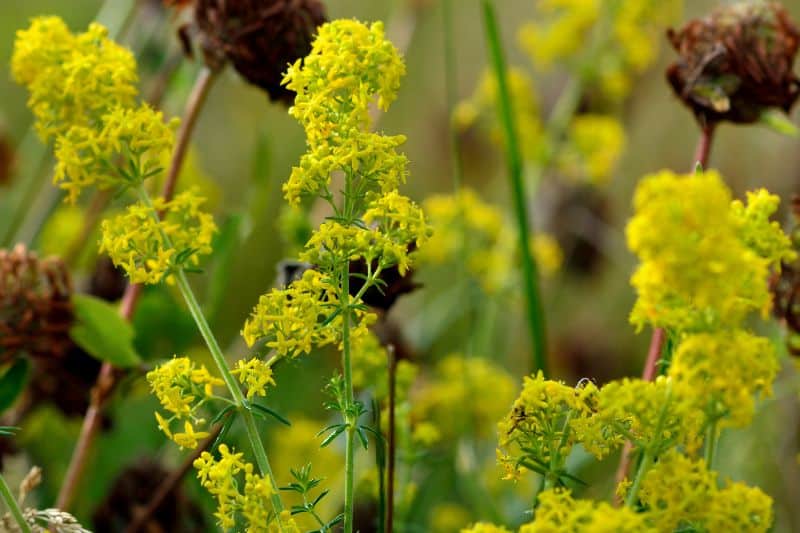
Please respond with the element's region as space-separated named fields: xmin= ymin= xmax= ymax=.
xmin=614 ymin=124 xmax=717 ymax=498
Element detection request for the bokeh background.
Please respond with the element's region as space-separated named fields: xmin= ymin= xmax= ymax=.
xmin=1 ymin=0 xmax=799 ymax=531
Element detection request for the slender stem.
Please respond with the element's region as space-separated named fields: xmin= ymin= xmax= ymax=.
xmin=162 ymin=67 xmax=217 ymax=202
xmin=0 ymin=473 xmax=30 ymax=533
xmin=693 ymin=123 xmax=716 ymax=169
xmin=442 ymin=0 xmax=463 ymax=192
xmin=704 ymin=419 xmax=719 ymax=469
xmin=341 ymin=264 xmax=356 ymax=533
xmin=386 ymin=346 xmax=397 ymax=533
xmin=481 ymin=0 xmax=547 ymax=375
xmin=624 ymin=450 xmax=653 ymax=508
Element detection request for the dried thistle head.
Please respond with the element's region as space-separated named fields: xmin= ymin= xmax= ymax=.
xmin=666 ymin=1 xmax=800 ymax=125
xmin=195 ymin=0 xmax=327 ymax=103
xmin=0 ymin=244 xmax=73 ymax=363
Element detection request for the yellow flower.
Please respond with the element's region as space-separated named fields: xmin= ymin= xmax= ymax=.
xmin=12 ymin=17 xmax=138 ymax=142
xmin=194 ymin=444 xmax=247 ymax=529
xmin=531 ymin=233 xmax=563 ymax=276
xmin=558 ymin=114 xmax=625 ymax=185
xmin=172 ymin=420 xmax=210 ymax=450
xmin=233 ymin=358 xmax=276 ymax=399
xmin=460 ymin=523 xmax=512 ymax=533
xmin=668 ymin=330 xmax=778 ymax=428
xmin=521 ymin=488 xmax=651 ymax=532
xmin=100 ymin=189 xmax=217 ymax=284
xmin=637 ymin=451 xmax=773 ymax=532
xmin=53 ymin=104 xmax=178 ymax=202
xmin=627 ymin=170 xmax=789 ymax=332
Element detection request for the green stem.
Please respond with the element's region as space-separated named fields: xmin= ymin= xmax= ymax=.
xmin=135 ymin=187 xmax=284 ymax=520
xmin=624 ymin=450 xmax=653 ymax=508
xmin=480 ymin=0 xmax=547 ymax=375
xmin=0 ymin=473 xmax=30 ymax=533
xmin=704 ymin=419 xmax=719 ymax=469
xmin=341 ymin=263 xmax=356 ymax=533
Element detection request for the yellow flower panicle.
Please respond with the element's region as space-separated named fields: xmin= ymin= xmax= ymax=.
xmin=455 ymin=68 xmax=547 ymax=164
xmin=100 ymin=189 xmax=217 ymax=284
xmin=668 ymin=331 xmax=778 ymax=428
xmin=558 ymin=114 xmax=625 ymax=185
xmin=520 ymin=488 xmax=651 ymax=532
xmin=242 ymin=269 xmax=376 ymax=357
xmin=53 ymin=104 xmax=177 ymax=202
xmin=519 ymin=0 xmax=681 ymax=100
xmin=233 ymin=357 xmax=276 ymax=399
xmin=627 ymin=170 xmax=792 ymax=332
xmin=637 ymin=451 xmax=773 ymax=532
xmin=578 ymin=377 xmax=702 ymax=459
xmin=460 ymin=523 xmax=513 ymax=533
xmin=497 ymin=372 xmax=597 ymax=476
xmin=12 ymin=17 xmax=138 ymax=142
xmin=283 ymin=20 xmax=405 ymax=138
xmin=147 ymin=356 xmax=223 ymax=449
xmin=194 ymin=444 xmax=277 ymax=530
xmin=420 ymin=189 xmax=561 ymax=293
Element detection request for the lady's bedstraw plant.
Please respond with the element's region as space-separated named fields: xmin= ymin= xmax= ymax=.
xmin=474 ymin=169 xmax=794 ymax=532
xmin=241 ymin=20 xmax=429 ymax=533
xmin=13 ymin=16 xmax=294 ymax=532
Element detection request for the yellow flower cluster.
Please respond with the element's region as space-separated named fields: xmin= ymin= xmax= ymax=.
xmin=637 ymin=451 xmax=773 ymax=532
xmin=146 ymin=356 xmax=223 ymax=449
xmin=414 ymin=355 xmax=517 ymax=441
xmin=282 ymin=20 xmax=407 ymax=204
xmin=11 ymin=17 xmax=137 ymax=142
xmin=420 ymin=188 xmax=561 ymax=293
xmin=99 ymin=189 xmax=217 ymax=284
xmin=627 ymin=170 xmax=793 ymax=332
xmin=232 ymin=357 xmax=276 ymax=400
xmin=497 ymin=372 xmax=597 ymax=478
xmin=520 ymin=488 xmax=649 ymax=532
xmin=557 ymin=114 xmax=625 ymax=185
xmin=241 ymin=269 xmax=375 ymax=356
xmin=519 ymin=0 xmax=681 ymax=100
xmin=54 ymin=105 xmax=178 ymax=202
xmin=12 ymin=16 xmax=178 ymax=202
xmin=455 ymin=68 xmax=547 ymax=164
xmin=461 ymin=523 xmax=513 ymax=533
xmin=668 ymin=331 xmax=778 ymax=428
xmin=194 ymin=444 xmax=287 ymax=531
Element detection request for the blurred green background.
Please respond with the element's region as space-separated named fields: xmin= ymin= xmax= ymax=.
xmin=1 ymin=0 xmax=799 ymax=531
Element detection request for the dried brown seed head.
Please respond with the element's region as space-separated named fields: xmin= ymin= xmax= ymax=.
xmin=195 ymin=0 xmax=327 ymax=103
xmin=0 ymin=244 xmax=73 ymax=363
xmin=666 ymin=1 xmax=800 ymax=125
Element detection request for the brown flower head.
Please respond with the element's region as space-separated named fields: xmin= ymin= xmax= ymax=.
xmin=0 ymin=244 xmax=73 ymax=363
xmin=195 ymin=0 xmax=327 ymax=103
xmin=666 ymin=1 xmax=800 ymax=125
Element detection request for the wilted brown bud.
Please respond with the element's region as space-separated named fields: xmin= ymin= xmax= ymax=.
xmin=666 ymin=1 xmax=800 ymax=125
xmin=195 ymin=0 xmax=327 ymax=103
xmin=0 ymin=244 xmax=73 ymax=363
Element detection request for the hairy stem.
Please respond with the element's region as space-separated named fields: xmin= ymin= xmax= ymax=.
xmin=0 ymin=473 xmax=30 ymax=533
xmin=624 ymin=450 xmax=653 ymax=508
xmin=704 ymin=419 xmax=719 ymax=470
xmin=481 ymin=0 xmax=548 ymax=375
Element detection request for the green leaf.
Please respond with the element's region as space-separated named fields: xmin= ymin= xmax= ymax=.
xmin=0 ymin=359 xmax=29 ymax=414
xmin=759 ymin=108 xmax=799 ymax=137
xmin=69 ymin=294 xmax=141 ymax=368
